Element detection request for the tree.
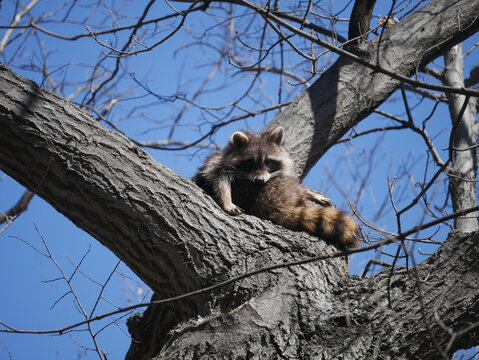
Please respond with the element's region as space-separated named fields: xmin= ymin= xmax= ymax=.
xmin=0 ymin=0 xmax=478 ymax=358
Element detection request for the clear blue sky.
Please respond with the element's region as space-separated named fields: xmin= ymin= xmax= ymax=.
xmin=0 ymin=1 xmax=478 ymax=358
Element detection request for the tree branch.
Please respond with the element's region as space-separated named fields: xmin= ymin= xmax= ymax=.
xmin=262 ymin=0 xmax=479 ymax=177
xmin=0 ymin=62 xmax=347 ymax=350
xmin=348 ymin=0 xmax=377 ymax=43
xmin=0 ymin=190 xmax=33 ymax=225
xmin=155 ymin=230 xmax=479 ymax=359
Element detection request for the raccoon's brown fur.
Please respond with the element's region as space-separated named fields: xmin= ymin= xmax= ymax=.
xmin=193 ymin=127 xmax=360 ymax=249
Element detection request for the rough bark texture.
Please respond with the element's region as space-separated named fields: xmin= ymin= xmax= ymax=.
xmin=444 ymin=44 xmax=479 ymax=232
xmin=0 ymin=64 xmax=478 ymax=360
xmin=265 ymin=0 xmax=479 ymax=178
xmin=156 ymin=231 xmax=479 ymax=359
xmin=0 ymin=0 xmax=478 ymax=358
xmin=348 ymin=0 xmax=376 ymax=43
xmin=0 ymin=63 xmax=347 ymax=356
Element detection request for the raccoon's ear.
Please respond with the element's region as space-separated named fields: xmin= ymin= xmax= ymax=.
xmin=269 ymin=127 xmax=284 ymax=145
xmin=230 ymin=131 xmax=250 ymax=147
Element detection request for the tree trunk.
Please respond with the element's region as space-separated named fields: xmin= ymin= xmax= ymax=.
xmin=444 ymin=44 xmax=479 ymax=232
xmin=0 ymin=0 xmax=478 ymax=358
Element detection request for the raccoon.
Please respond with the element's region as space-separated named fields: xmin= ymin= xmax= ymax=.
xmin=193 ymin=127 xmax=360 ymax=249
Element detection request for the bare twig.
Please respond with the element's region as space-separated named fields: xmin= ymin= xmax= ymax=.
xmin=0 ymin=0 xmax=40 ymax=55
xmin=0 ymin=190 xmax=34 ymax=225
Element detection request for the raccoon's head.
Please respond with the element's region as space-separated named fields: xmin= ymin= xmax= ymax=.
xmin=225 ymin=127 xmax=294 ymax=184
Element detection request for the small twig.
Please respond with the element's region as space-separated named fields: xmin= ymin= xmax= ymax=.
xmin=0 ymin=190 xmax=34 ymax=225
xmin=361 ymin=259 xmax=404 ymax=278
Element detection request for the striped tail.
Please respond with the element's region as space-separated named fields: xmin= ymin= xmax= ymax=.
xmin=291 ymin=206 xmax=361 ymax=249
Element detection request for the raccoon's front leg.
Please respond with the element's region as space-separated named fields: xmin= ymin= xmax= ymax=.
xmin=215 ymin=178 xmax=243 ymax=215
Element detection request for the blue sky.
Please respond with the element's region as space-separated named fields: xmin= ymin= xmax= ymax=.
xmin=0 ymin=0 xmax=478 ymax=358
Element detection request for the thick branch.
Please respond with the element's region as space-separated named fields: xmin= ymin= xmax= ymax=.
xmin=1 ymin=1 xmax=478 ymax=357
xmin=264 ymin=0 xmax=479 ymax=177
xmin=155 ymin=231 xmax=479 ymax=359
xmin=0 ymin=63 xmax=347 ymax=349
xmin=466 ymin=64 xmax=479 ymax=87
xmin=346 ymin=231 xmax=479 ymax=359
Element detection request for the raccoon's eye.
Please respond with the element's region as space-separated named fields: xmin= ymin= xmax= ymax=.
xmin=236 ymin=159 xmax=256 ymax=172
xmin=264 ymin=159 xmax=281 ymax=172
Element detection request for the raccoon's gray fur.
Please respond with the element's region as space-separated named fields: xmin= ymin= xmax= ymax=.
xmin=193 ymin=127 xmax=360 ymax=249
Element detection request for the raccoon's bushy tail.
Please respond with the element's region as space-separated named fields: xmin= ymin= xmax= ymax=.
xmin=292 ymin=206 xmax=360 ymax=249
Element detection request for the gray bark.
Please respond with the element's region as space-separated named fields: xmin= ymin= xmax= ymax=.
xmin=157 ymin=230 xmax=479 ymax=359
xmin=0 ymin=62 xmax=348 ymax=355
xmin=348 ymin=0 xmax=376 ymax=43
xmin=444 ymin=44 xmax=479 ymax=232
xmin=0 ymin=0 xmax=478 ymax=358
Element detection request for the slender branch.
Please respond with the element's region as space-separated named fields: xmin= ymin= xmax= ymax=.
xmin=348 ymin=0 xmax=377 ymax=42
xmin=0 ymin=6 xmax=205 ymax=42
xmin=0 ymin=190 xmax=34 ymax=225
xmin=0 ymin=0 xmax=40 ymax=55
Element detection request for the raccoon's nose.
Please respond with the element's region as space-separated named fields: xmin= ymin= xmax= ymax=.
xmin=254 ymin=174 xmax=269 ymax=184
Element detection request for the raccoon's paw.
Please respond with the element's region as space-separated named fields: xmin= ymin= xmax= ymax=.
xmin=306 ymin=189 xmax=334 ymax=207
xmin=223 ymin=203 xmax=244 ymax=216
